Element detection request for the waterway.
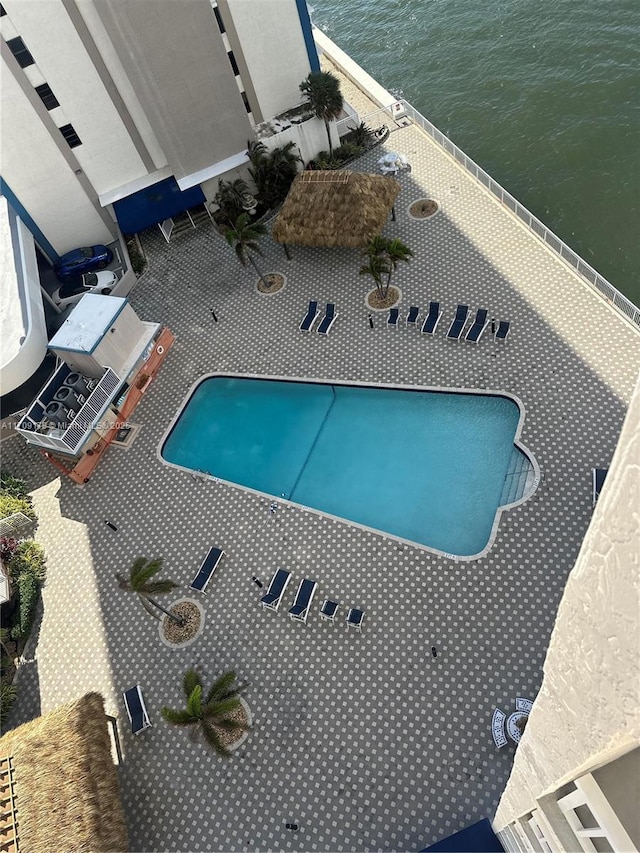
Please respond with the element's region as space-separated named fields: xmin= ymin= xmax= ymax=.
xmin=311 ymin=0 xmax=640 ymax=306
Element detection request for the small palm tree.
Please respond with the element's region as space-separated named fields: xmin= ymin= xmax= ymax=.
xmin=299 ymin=71 xmax=343 ymax=157
xmin=224 ymin=213 xmax=269 ymax=288
xmin=115 ymin=556 xmax=182 ymax=625
xmin=162 ymin=668 xmax=249 ymax=756
xmin=361 ymin=235 xmax=413 ymax=298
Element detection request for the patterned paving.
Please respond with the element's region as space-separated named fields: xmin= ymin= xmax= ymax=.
xmin=4 ymin=96 xmax=640 ymax=852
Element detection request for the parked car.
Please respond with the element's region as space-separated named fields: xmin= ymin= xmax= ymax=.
xmin=54 ymin=245 xmax=113 ymax=281
xmin=52 ymin=270 xmax=118 ymax=308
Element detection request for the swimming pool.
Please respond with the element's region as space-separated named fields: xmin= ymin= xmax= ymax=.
xmin=161 ymin=376 xmax=537 ymax=558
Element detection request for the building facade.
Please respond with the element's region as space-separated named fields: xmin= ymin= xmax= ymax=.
xmin=0 ymin=0 xmax=319 ymax=402
xmin=493 ymin=375 xmax=640 ymax=852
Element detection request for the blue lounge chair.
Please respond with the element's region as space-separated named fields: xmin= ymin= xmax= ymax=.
xmin=317 ymin=303 xmax=337 ymax=335
xmin=387 ymin=307 xmax=400 ymax=329
xmin=465 ymin=308 xmax=489 ymax=343
xmin=123 ymin=685 xmax=151 ymax=735
xmin=288 ymin=578 xmax=317 ymax=623
xmin=421 ymin=301 xmax=442 ymax=335
xmin=494 ymin=319 xmax=510 ymax=342
xmin=346 ymin=608 xmax=365 ymax=631
xmin=446 ymin=304 xmax=469 ymax=340
xmin=299 ymin=300 xmax=319 ymax=332
xmin=592 ymin=467 xmax=608 ymax=507
xmin=319 ymin=599 xmax=339 ymax=621
xmin=189 ymin=546 xmax=224 ymax=593
xmin=406 ymin=306 xmax=420 ymax=327
xmin=260 ymin=568 xmax=291 ymax=611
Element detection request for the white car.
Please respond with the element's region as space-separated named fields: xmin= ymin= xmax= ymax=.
xmin=52 ymin=270 xmax=118 ymax=308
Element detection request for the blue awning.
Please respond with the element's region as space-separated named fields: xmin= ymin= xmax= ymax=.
xmin=113 ymin=176 xmax=205 ymax=234
xmin=423 ymin=819 xmax=505 ymax=852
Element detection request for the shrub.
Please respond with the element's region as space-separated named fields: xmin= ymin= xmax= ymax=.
xmin=346 ymin=121 xmax=375 ymax=149
xmin=0 ymin=472 xmax=30 ymax=500
xmin=125 ymin=235 xmax=146 ymax=276
xmin=333 ymin=142 xmax=364 ymax=162
xmin=0 ymin=537 xmax=18 ymax=564
xmin=0 ymin=681 xmax=17 ymax=729
xmin=11 ymin=572 xmax=39 ymax=641
xmin=8 ymin=540 xmax=46 ymax=583
xmin=0 ymin=493 xmax=36 ymax=521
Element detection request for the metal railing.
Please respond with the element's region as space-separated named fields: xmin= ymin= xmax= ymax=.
xmin=396 ymin=100 xmax=640 ymax=329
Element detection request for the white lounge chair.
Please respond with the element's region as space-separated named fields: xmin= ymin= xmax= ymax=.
xmin=260 ymin=568 xmax=291 ymax=611
xmin=189 ymin=546 xmax=224 ymax=593
xmin=288 ymin=578 xmax=317 ymax=623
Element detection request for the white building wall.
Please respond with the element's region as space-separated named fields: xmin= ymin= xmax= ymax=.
xmin=0 ymin=202 xmax=48 ymax=396
xmin=0 ymin=62 xmax=113 ymax=252
xmin=493 ymin=371 xmax=640 ymax=834
xmin=4 ymin=0 xmax=148 ymax=195
xmin=224 ymin=0 xmax=311 ymax=121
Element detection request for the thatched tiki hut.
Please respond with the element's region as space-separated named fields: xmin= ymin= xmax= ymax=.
xmin=0 ymin=693 xmax=129 ymax=852
xmin=272 ymin=170 xmax=401 ymax=248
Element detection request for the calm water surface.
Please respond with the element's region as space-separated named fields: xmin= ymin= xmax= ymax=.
xmin=311 ymin=0 xmax=640 ymax=306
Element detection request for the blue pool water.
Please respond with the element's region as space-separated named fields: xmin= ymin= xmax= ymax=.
xmin=162 ymin=377 xmax=523 ymax=556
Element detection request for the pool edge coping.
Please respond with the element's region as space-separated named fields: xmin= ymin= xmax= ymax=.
xmin=156 ymin=373 xmax=541 ymax=562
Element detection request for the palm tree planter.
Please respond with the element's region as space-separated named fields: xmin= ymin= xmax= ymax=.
xmin=255 ymin=271 xmax=286 ymax=295
xmin=408 ymin=198 xmax=440 ymax=220
xmin=159 ymin=597 xmax=204 ymax=648
xmin=162 ymin=669 xmax=251 ymax=756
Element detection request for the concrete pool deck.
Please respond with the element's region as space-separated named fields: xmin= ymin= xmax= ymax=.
xmin=3 ymin=74 xmax=640 ymax=852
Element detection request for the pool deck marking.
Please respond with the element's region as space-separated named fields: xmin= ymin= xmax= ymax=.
xmin=4 ymin=71 xmax=640 ymax=852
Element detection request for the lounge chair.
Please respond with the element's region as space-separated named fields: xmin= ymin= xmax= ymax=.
xmin=299 ymin=300 xmax=319 ymax=332
xmin=288 ymin=578 xmax=317 ymax=623
xmin=123 ymin=685 xmax=151 ymax=735
xmin=189 ymin=546 xmax=224 ymax=593
xmin=319 ymin=599 xmax=339 ymax=621
xmin=260 ymin=568 xmax=291 ymax=611
xmin=465 ymin=308 xmax=489 ymax=343
xmin=592 ymin=468 xmax=608 ymax=507
xmin=446 ymin=304 xmax=469 ymax=340
xmin=387 ymin=307 xmax=400 ymax=329
xmin=421 ymin=301 xmax=442 ymax=335
xmin=317 ymin=303 xmax=337 ymax=335
xmin=406 ymin=306 xmax=420 ymax=327
xmin=494 ymin=319 xmax=510 ymax=342
xmin=346 ymin=608 xmax=365 ymax=631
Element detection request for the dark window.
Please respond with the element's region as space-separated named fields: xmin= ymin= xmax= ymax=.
xmin=213 ymin=5 xmax=225 ymax=33
xmin=241 ymin=92 xmax=251 ymax=114
xmin=0 ymin=5 xmax=7 ymax=17
xmin=7 ymin=36 xmax=35 ymax=68
xmin=59 ymin=123 xmax=82 ymax=148
xmin=35 ymin=82 xmax=59 ymax=110
xmin=227 ymin=51 xmax=240 ymax=77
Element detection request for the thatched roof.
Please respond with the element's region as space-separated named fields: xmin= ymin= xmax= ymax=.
xmin=272 ymin=170 xmax=401 ymax=248
xmin=0 ymin=693 xmax=129 ymax=853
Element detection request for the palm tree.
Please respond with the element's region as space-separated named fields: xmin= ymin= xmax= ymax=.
xmin=248 ymin=139 xmax=301 ymax=209
xmin=162 ymin=668 xmax=250 ymax=756
xmin=115 ymin=556 xmax=182 ymax=625
xmin=361 ymin=235 xmax=413 ymax=298
xmin=224 ymin=213 xmax=269 ymax=288
xmin=359 ymin=251 xmax=390 ymax=299
xmin=299 ymin=71 xmax=343 ymax=157
xmin=214 ymin=177 xmax=252 ymax=226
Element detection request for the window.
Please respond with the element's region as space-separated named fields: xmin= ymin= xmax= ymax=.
xmin=557 ymin=774 xmax=635 ymax=852
xmin=227 ymin=51 xmax=239 ymax=77
xmin=6 ymin=36 xmax=35 ymax=68
xmin=213 ymin=5 xmax=225 ymax=33
xmin=35 ymin=83 xmax=60 ymax=111
xmin=528 ymin=812 xmax=554 ymax=853
xmin=0 ymin=5 xmax=7 ymax=17
xmin=59 ymin=123 xmax=82 ymax=148
xmin=241 ymin=92 xmax=251 ymax=114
